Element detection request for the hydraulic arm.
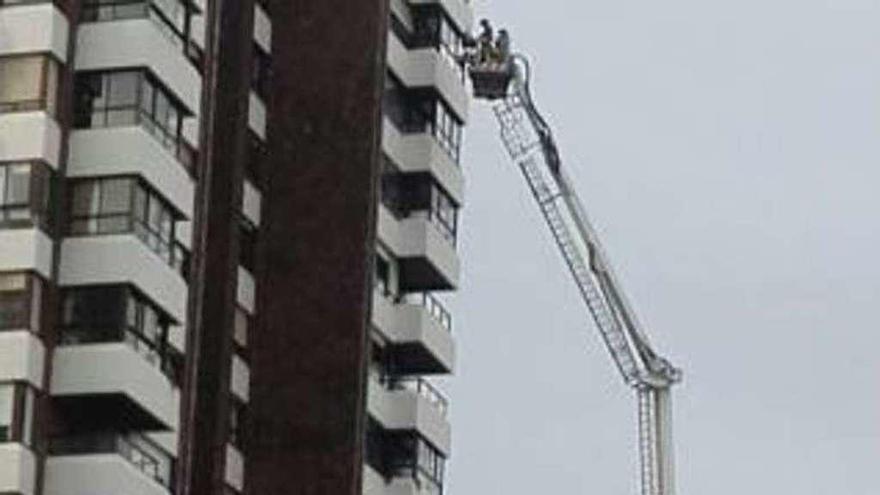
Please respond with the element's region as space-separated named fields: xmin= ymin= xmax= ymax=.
xmin=467 ymin=41 xmax=682 ymax=495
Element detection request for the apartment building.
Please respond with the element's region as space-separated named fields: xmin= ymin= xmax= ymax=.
xmin=0 ymin=0 xmax=470 ymax=493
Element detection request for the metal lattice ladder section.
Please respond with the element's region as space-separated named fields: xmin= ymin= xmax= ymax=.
xmin=638 ymin=387 xmax=661 ymax=495
xmin=492 ymin=95 xmax=641 ymax=386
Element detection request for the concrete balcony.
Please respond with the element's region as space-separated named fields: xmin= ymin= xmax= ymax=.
xmin=386 ymin=475 xmax=443 ymax=495
xmin=0 ymin=444 xmax=37 ymax=495
xmin=409 ymin=0 xmax=473 ymax=34
xmin=69 ymin=127 xmax=195 ymax=219
xmin=51 ymin=343 xmax=180 ymax=431
xmin=59 ymin=236 xmax=188 ymax=324
xmin=0 ymin=111 xmax=62 ymax=168
xmin=372 ymin=291 xmax=455 ymax=374
xmin=377 ymin=205 xmax=460 ymax=291
xmin=45 ymin=433 xmax=174 ymax=495
xmin=364 ymin=464 xmax=387 ymax=495
xmin=0 ymin=332 xmax=46 ymax=389
xmin=0 ymin=3 xmax=69 ymax=61
xmin=0 ymin=228 xmax=53 ymax=280
xmin=387 ymin=31 xmax=469 ymax=123
xmin=368 ymin=375 xmax=451 ymax=456
xmin=382 ymin=119 xmax=464 ymax=205
xmin=76 ymin=17 xmax=201 ymax=115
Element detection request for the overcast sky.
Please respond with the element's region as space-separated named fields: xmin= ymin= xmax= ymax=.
xmin=445 ymin=1 xmax=880 ymax=493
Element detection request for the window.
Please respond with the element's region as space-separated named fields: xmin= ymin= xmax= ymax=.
xmin=380 ymin=170 xmax=459 ymax=244
xmin=0 ymin=54 xmax=60 ymax=115
xmin=375 ymin=254 xmax=391 ymax=297
xmin=0 ymin=272 xmax=43 ymax=333
xmin=0 ymin=384 xmax=11 ymax=442
xmin=69 ymin=177 xmax=186 ymax=271
xmin=233 ymin=306 xmax=249 ymax=352
xmin=0 ymin=161 xmax=54 ymax=230
xmin=246 ymin=131 xmax=267 ymax=184
xmin=228 ymin=398 xmax=246 ymax=450
xmin=251 ymin=44 xmax=271 ymax=101
xmin=60 ymin=285 xmax=179 ymax=382
xmin=383 ymin=431 xmax=446 ymax=491
xmin=75 ymin=70 xmax=196 ymax=172
xmin=412 ymin=7 xmax=465 ymax=80
xmin=383 ymin=75 xmax=463 ymax=162
xmin=0 ymin=383 xmax=37 ymax=446
xmin=238 ymin=219 xmax=257 ymax=273
xmin=81 ymin=0 xmax=196 ymax=64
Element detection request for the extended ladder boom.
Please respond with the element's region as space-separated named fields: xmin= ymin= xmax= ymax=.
xmin=469 ymin=49 xmax=682 ymax=495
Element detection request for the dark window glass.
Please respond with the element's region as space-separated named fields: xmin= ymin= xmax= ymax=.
xmin=0 ymin=162 xmax=54 ymax=230
xmin=238 ymin=220 xmax=257 ymax=273
xmin=251 ymin=44 xmax=271 ymax=101
xmin=74 ymin=70 xmax=196 ymax=173
xmin=60 ymin=285 xmax=178 ymax=379
xmin=69 ymin=177 xmax=185 ymax=272
xmin=383 ymin=74 xmax=462 ymax=163
xmin=0 ymin=272 xmax=42 ymax=333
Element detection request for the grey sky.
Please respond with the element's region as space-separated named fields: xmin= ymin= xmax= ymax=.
xmin=446 ymin=1 xmax=880 ymax=493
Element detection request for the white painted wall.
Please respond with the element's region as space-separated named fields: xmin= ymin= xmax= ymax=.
xmin=253 ymin=3 xmax=272 ymax=53
xmin=0 ymin=444 xmax=36 ymax=495
xmin=0 ymin=332 xmax=46 ymax=390
xmin=0 ymin=229 xmax=54 ymax=279
xmin=0 ymin=112 xmax=62 ymax=168
xmin=76 ymin=19 xmax=202 ymax=115
xmin=51 ymin=344 xmax=180 ymax=430
xmin=0 ymin=4 xmax=69 ymax=61
xmin=44 ymin=454 xmax=168 ymax=495
xmin=230 ymin=354 xmax=250 ymax=402
xmin=59 ymin=236 xmax=189 ymax=324
xmin=241 ymin=180 xmax=262 ymax=227
xmin=68 ymin=127 xmax=195 ymax=218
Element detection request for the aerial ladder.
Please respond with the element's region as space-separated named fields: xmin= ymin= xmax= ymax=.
xmin=464 ymin=28 xmax=683 ymax=495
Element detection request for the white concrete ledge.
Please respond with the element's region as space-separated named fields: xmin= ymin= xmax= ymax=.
xmin=377 ymin=205 xmax=460 ymax=290
xmin=230 ymin=354 xmax=250 ymax=402
xmin=387 ymin=32 xmax=469 ymax=123
xmin=45 ymin=454 xmax=169 ymax=495
xmin=59 ymin=236 xmax=188 ymax=323
xmin=224 ymin=445 xmax=245 ymax=492
xmin=236 ymin=266 xmax=256 ymax=314
xmin=68 ymin=127 xmax=195 ymax=219
xmin=372 ymin=292 xmax=455 ymax=373
xmin=0 ymin=332 xmax=46 ymax=390
xmin=368 ymin=375 xmax=451 ymax=455
xmin=0 ymin=229 xmax=54 ymax=280
xmin=0 ymin=4 xmax=69 ymax=61
xmin=248 ymin=92 xmax=267 ymax=140
xmin=382 ymin=118 xmax=464 ymax=204
xmin=253 ymin=3 xmax=272 ymax=53
xmin=76 ymin=19 xmax=202 ymax=115
xmin=51 ymin=344 xmax=180 ymax=430
xmin=0 ymin=444 xmax=36 ymax=495
xmin=242 ymin=180 xmax=262 ymax=227
xmin=0 ymin=112 xmax=62 ymax=169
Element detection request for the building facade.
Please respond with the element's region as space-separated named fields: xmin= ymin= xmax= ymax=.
xmin=0 ymin=0 xmax=470 ymax=493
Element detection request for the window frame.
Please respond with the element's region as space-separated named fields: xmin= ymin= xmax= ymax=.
xmin=0 ymin=52 xmax=61 ymax=116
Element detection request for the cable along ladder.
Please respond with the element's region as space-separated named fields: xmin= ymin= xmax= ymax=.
xmin=468 ymin=50 xmax=683 ymax=495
